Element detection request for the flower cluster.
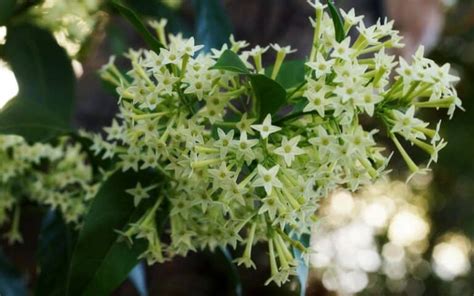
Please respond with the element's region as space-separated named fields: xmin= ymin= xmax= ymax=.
xmin=29 ymin=0 xmax=103 ymax=56
xmin=0 ymin=135 xmax=98 ymax=244
xmin=96 ymin=2 xmax=461 ymax=286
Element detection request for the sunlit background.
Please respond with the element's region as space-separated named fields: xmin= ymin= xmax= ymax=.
xmin=0 ymin=27 xmax=19 ymax=109
xmin=310 ymin=175 xmax=472 ymax=295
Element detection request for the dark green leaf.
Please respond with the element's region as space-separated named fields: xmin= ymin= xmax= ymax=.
xmin=250 ymin=74 xmax=287 ymax=121
xmin=0 ymin=0 xmax=15 ymax=25
xmin=0 ymin=24 xmax=75 ymax=142
xmin=292 ymin=233 xmax=310 ymax=296
xmin=193 ymin=0 xmax=232 ymax=51
xmin=111 ymin=1 xmax=164 ymax=53
xmin=327 ymin=1 xmax=345 ymax=42
xmin=210 ymin=49 xmax=250 ymax=74
xmin=0 ymin=99 xmax=71 ymax=143
xmin=2 ymin=24 xmax=75 ymax=124
xmin=66 ymin=170 xmax=158 ymax=296
xmin=273 ymin=98 xmax=308 ymax=124
xmin=128 ymin=262 xmax=148 ymax=296
xmin=0 ymin=249 xmax=27 ymax=296
xmin=81 ymin=239 xmax=148 ymax=296
xmin=218 ymin=247 xmax=242 ymax=296
xmin=36 ymin=211 xmax=76 ymax=296
xmin=264 ymin=60 xmax=306 ymax=89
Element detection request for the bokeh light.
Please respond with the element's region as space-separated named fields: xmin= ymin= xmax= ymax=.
xmin=0 ymin=26 xmax=6 ymax=44
xmin=433 ymin=234 xmax=471 ymax=281
xmin=310 ymin=179 xmax=436 ymax=295
xmin=0 ymin=61 xmax=19 ymax=108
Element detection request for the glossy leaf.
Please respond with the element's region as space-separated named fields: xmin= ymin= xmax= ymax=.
xmin=250 ymin=74 xmax=287 ymax=121
xmin=264 ymin=60 xmax=305 ymax=89
xmin=0 ymin=99 xmax=71 ymax=143
xmin=210 ymin=49 xmax=250 ymax=74
xmin=193 ymin=0 xmax=232 ymax=51
xmin=0 ymin=24 xmax=74 ymax=142
xmin=81 ymin=239 xmax=148 ymax=296
xmin=66 ymin=170 xmax=158 ymax=296
xmin=111 ymin=1 xmax=164 ymax=53
xmin=0 ymin=0 xmax=15 ymax=25
xmin=36 ymin=211 xmax=76 ymax=296
xmin=327 ymin=0 xmax=345 ymax=42
xmin=0 ymin=249 xmax=27 ymax=296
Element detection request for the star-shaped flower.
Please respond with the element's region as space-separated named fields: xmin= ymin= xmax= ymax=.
xmin=126 ymin=182 xmax=154 ymax=206
xmin=251 ymin=114 xmax=281 ymax=139
xmin=253 ymin=164 xmax=283 ymax=195
xmin=274 ymin=136 xmax=305 ymax=166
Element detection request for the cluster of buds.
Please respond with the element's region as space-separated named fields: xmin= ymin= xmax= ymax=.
xmin=29 ymin=0 xmax=103 ymax=56
xmin=96 ymin=2 xmax=461 ymax=286
xmin=0 ymin=135 xmax=98 ymax=244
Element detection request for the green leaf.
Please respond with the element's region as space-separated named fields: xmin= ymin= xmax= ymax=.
xmin=81 ymin=239 xmax=148 ymax=296
xmin=36 ymin=211 xmax=76 ymax=296
xmin=327 ymin=0 xmax=345 ymax=42
xmin=250 ymin=74 xmax=287 ymax=121
xmin=193 ymin=0 xmax=232 ymax=51
xmin=218 ymin=247 xmax=242 ymax=296
xmin=0 ymin=99 xmax=71 ymax=143
xmin=265 ymin=60 xmax=306 ymax=89
xmin=66 ymin=170 xmax=158 ymax=296
xmin=0 ymin=24 xmax=75 ymax=142
xmin=0 ymin=249 xmax=27 ymax=296
xmin=0 ymin=0 xmax=16 ymax=25
xmin=111 ymin=1 xmax=164 ymax=53
xmin=292 ymin=233 xmax=310 ymax=296
xmin=210 ymin=49 xmax=250 ymax=74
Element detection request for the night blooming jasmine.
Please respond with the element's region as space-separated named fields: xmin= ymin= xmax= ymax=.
xmin=0 ymin=135 xmax=99 ymax=243
xmin=95 ymin=0 xmax=461 ymax=286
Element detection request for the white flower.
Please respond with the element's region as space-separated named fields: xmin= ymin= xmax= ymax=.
xmin=233 ymin=131 xmax=259 ymax=164
xmin=247 ymin=45 xmax=270 ymax=57
xmin=274 ymin=136 xmax=305 ymax=166
xmin=253 ymin=165 xmax=283 ymax=195
xmin=270 ymin=43 xmax=297 ymax=55
xmin=178 ymin=37 xmax=204 ymax=56
xmin=160 ymin=47 xmax=183 ymax=65
xmin=307 ymin=0 xmax=326 ymax=10
xmin=251 ymin=114 xmax=281 ymax=139
xmin=331 ymin=38 xmax=354 ymax=61
xmin=340 ymin=8 xmax=364 ymax=27
xmin=391 ymin=106 xmax=428 ymax=140
xmin=126 ymin=182 xmax=153 ymax=206
xmin=306 ymin=52 xmax=335 ymax=78
xmin=214 ymin=128 xmax=235 ymax=157
xmin=303 ymin=86 xmax=330 ymax=116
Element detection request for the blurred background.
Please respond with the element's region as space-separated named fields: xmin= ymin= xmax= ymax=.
xmin=1 ymin=0 xmax=474 ymax=295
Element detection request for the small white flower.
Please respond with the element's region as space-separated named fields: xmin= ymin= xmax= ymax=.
xmin=126 ymin=182 xmax=153 ymax=206
xmin=251 ymin=114 xmax=281 ymax=139
xmin=306 ymin=52 xmax=335 ymax=78
xmin=253 ymin=165 xmax=283 ymax=195
xmin=179 ymin=37 xmax=204 ymax=56
xmin=307 ymin=0 xmax=326 ymax=9
xmin=270 ymin=43 xmax=297 ymax=55
xmin=391 ymin=106 xmax=429 ymax=140
xmin=274 ymin=136 xmax=305 ymax=166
